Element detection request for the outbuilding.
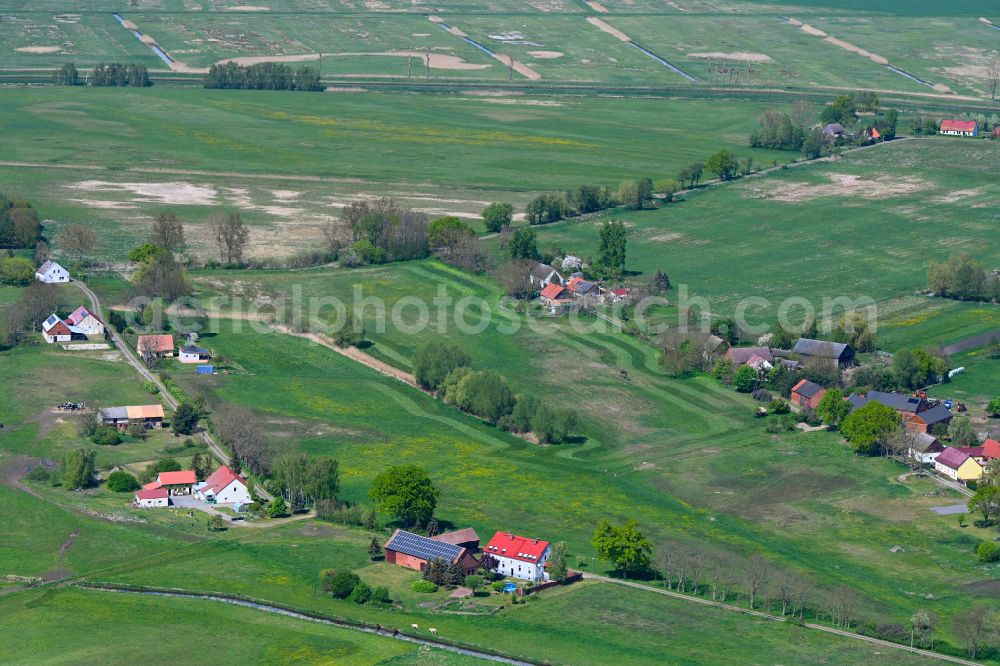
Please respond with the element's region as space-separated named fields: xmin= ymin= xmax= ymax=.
xmin=42 ymin=314 xmax=72 ymax=344
xmin=179 ymin=346 xmax=211 ymax=364
xmin=790 ymin=379 xmax=826 ymax=410
xmin=135 ymin=487 xmax=169 ymax=508
xmin=384 ymin=529 xmax=479 ymax=575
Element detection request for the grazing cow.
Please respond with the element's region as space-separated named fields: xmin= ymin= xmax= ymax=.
xmin=411 ymin=624 xmax=419 ymax=630
xmin=429 ymin=628 xmax=437 ymax=635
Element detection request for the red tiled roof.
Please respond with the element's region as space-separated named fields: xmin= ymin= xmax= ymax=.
xmin=199 ymin=465 xmax=245 ymax=495
xmin=936 ymin=447 xmax=970 ymax=470
xmin=157 ymin=470 xmax=196 ymax=486
xmin=135 ymin=488 xmax=168 ymax=500
xmin=982 ymin=439 xmax=1000 ymax=460
xmin=432 ymin=528 xmax=480 ymax=546
xmin=958 ymin=447 xmax=985 ymax=459
xmin=45 ymin=320 xmax=72 ymax=337
xmin=484 ymin=531 xmax=549 ymax=563
xmin=137 ymin=334 xmax=175 ymax=353
xmin=66 ymin=305 xmax=102 ymax=325
xmin=940 ymin=120 xmax=977 ymax=132
xmin=540 ymin=283 xmax=566 ymax=300
xmin=143 ymin=481 xmax=162 ymax=491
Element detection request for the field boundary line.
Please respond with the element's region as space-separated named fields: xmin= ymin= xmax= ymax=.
xmin=583 ymin=573 xmax=982 ymax=666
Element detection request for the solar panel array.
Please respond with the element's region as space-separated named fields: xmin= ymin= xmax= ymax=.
xmin=386 ymin=530 xmax=462 ymax=562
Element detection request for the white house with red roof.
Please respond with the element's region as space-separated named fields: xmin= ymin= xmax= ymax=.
xmin=939 ymin=120 xmax=978 ymax=137
xmin=65 ymin=306 xmax=104 ymax=338
xmin=41 ymin=314 xmax=73 ymax=344
xmin=134 ymin=487 xmax=169 ymax=508
xmin=484 ymin=531 xmax=551 ymax=582
xmin=193 ymin=465 xmax=251 ymax=505
xmin=143 ymin=470 xmax=197 ymax=496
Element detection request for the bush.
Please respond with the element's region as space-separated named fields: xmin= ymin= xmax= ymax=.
xmin=315 ymin=500 xmax=366 ymax=526
xmin=24 ymin=466 xmax=51 ymax=483
xmin=143 ymin=381 xmax=160 ymax=395
xmin=370 ymin=585 xmax=391 ymax=605
xmin=764 ymin=414 xmax=797 ymax=433
xmin=768 ymin=398 xmax=790 ymax=414
xmin=976 ymin=540 xmax=1000 ymax=563
xmin=92 ymin=426 xmax=122 ymax=446
xmin=348 ymin=581 xmax=372 ymax=604
xmin=411 ymin=579 xmax=438 ymax=593
xmin=106 ymin=470 xmax=141 ymax=493
xmin=491 ymin=580 xmax=507 ymax=593
xmin=323 ymin=570 xmax=361 ymax=598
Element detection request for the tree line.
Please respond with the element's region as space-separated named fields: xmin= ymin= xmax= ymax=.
xmin=413 ymin=340 xmax=578 ymax=444
xmin=203 ymin=62 xmax=322 ymax=91
xmin=71 ymin=62 xmax=152 ymax=87
xmin=929 ymin=253 xmax=1000 ymax=303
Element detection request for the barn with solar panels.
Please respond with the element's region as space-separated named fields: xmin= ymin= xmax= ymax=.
xmin=384 ymin=529 xmax=479 ymax=575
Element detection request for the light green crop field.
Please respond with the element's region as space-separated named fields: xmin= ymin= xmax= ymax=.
xmin=0 ymin=87 xmax=793 ymax=261
xmin=0 ymin=587 xmax=474 ymax=666
xmin=533 ymin=137 xmax=1000 ymax=343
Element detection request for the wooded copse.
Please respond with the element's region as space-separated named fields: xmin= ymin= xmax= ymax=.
xmin=88 ymin=63 xmax=151 ymax=87
xmin=0 ymin=195 xmax=43 ymax=249
xmin=928 ymin=253 xmax=1000 ymax=302
xmin=203 ymin=62 xmax=323 ymax=91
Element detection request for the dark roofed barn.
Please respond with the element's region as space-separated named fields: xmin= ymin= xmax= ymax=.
xmin=793 ymin=338 xmax=855 ymax=367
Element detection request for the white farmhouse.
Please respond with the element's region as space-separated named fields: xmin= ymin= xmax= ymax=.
xmin=484 ymin=531 xmax=551 ymax=582
xmin=65 ymin=306 xmax=105 ymax=338
xmin=193 ymin=465 xmax=251 ymax=505
xmin=41 ymin=314 xmax=72 ymax=344
xmin=35 ymin=260 xmax=69 ymax=283
xmin=135 ymin=487 xmax=169 ymax=508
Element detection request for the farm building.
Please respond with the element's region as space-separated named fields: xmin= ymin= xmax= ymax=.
xmin=384 ymin=529 xmax=479 ymax=575
xmin=179 ymin=345 xmax=211 ymax=364
xmin=134 ymin=488 xmax=169 ymax=508
xmin=193 ymin=466 xmax=251 ymax=505
xmin=539 ymin=283 xmax=572 ymax=313
xmin=939 ymin=120 xmax=977 ymax=137
xmin=98 ymin=404 xmax=165 ymax=430
xmin=792 ymin=338 xmax=855 ymax=367
xmin=848 ymin=391 xmax=953 ymax=433
xmin=934 ymin=448 xmax=983 ymax=483
xmin=790 ymin=379 xmax=826 ymax=409
xmin=725 ymin=347 xmax=772 ymax=367
xmin=958 ymin=446 xmax=987 ymax=463
xmin=528 ymin=262 xmax=563 ymax=288
xmin=565 ymin=276 xmax=600 ymax=298
xmin=703 ymin=335 xmax=729 ymax=361
xmin=484 ymin=531 xmax=551 ymax=582
xmin=982 ymin=438 xmax=1000 ymax=460
xmin=431 ymin=528 xmax=481 ymax=553
xmin=137 ymin=334 xmax=175 ymax=358
xmin=144 ymin=470 xmax=197 ymax=495
xmin=908 ymin=432 xmax=944 ymax=464
xmin=35 ymin=260 xmax=69 ymax=283
xmin=822 ymin=123 xmax=846 ymax=138
xmin=65 ymin=306 xmax=104 ymax=338
xmin=41 ymin=315 xmax=72 ymax=344
xmin=606 ymin=287 xmax=638 ymax=304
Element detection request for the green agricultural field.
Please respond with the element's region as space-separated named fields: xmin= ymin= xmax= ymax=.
xmin=533 ymin=137 xmax=1000 ymax=341
xmin=0 ymin=86 xmax=794 ymax=262
xmin=0 ymin=587 xmax=467 ymax=666
xmin=132 ymin=258 xmax=1000 ymax=652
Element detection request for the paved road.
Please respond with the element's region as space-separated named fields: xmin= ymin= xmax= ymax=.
xmin=582 ymin=573 xmax=982 ymax=666
xmin=69 ymin=279 xmax=271 ymax=500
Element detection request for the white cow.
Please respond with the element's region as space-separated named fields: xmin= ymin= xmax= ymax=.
xmin=411 ymin=624 xmax=419 ymax=630
xmin=429 ymin=628 xmax=437 ymax=635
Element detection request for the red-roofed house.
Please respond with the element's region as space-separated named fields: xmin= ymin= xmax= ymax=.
xmin=934 ymin=447 xmax=984 ymax=483
xmin=146 ymin=470 xmax=197 ymax=495
xmin=982 ymin=438 xmax=1000 ymax=461
xmin=193 ymin=465 xmax=251 ymax=505
xmin=484 ymin=531 xmax=551 ymax=582
xmin=940 ymin=120 xmax=978 ymax=137
xmin=65 ymin=306 xmax=105 ymax=337
xmin=791 ymin=379 xmax=826 ymax=409
xmin=137 ymin=334 xmax=175 ymax=358
xmin=134 ymin=487 xmax=169 ymax=508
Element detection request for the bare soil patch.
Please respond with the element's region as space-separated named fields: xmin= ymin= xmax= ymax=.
xmin=216 ymin=53 xmax=320 ymax=66
xmin=746 ymin=173 xmax=928 ymax=203
xmin=226 ymin=4 xmax=270 ymax=9
xmin=934 ymin=187 xmax=983 ymax=203
xmin=65 ymin=180 xmax=218 ymax=206
xmin=528 ymin=51 xmax=563 ymax=59
xmin=337 ymin=51 xmax=490 ymax=71
xmin=786 ymin=18 xmax=891 ymax=67
xmin=688 ymin=51 xmax=772 ymax=63
xmin=584 ymin=0 xmax=609 ymax=12
xmin=15 ymin=46 xmax=62 ymax=54
xmin=587 ymin=17 xmax=631 ymax=44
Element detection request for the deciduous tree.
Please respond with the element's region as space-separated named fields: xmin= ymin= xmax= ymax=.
xmin=369 ymin=465 xmax=438 ymax=528
xmin=592 ymin=518 xmax=652 ymax=576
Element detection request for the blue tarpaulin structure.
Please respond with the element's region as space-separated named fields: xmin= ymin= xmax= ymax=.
xmin=196 ymin=365 xmax=214 ymax=374
xmin=503 ymin=582 xmax=518 ymax=593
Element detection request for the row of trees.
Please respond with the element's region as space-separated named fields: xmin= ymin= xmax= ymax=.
xmin=89 ymin=63 xmax=151 ymax=87
xmin=203 ymin=62 xmax=322 ymax=91
xmin=413 ymin=340 xmax=579 ymax=443
xmin=270 ymin=453 xmax=341 ymax=512
xmin=0 ymin=195 xmax=43 ymax=249
xmin=929 ymin=253 xmax=1000 ymax=303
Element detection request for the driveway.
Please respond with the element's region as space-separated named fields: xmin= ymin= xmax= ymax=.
xmin=169 ymin=495 xmax=247 ymax=526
